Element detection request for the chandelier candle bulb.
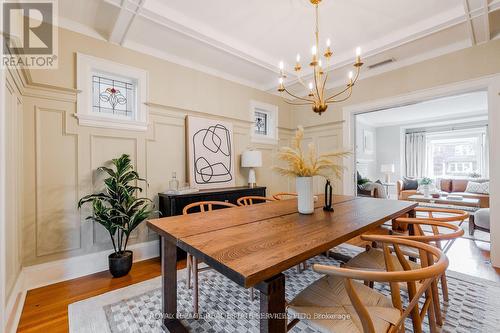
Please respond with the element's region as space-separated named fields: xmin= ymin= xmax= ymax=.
xmin=278 ymin=77 xmax=285 ymax=92
xmin=355 ymin=47 xmax=362 ymax=65
xmin=311 ymin=45 xmax=318 ymax=65
xmin=294 ymin=54 xmax=302 ymax=71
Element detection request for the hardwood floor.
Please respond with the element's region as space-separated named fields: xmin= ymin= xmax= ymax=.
xmin=17 ymin=258 xmax=184 ymax=333
xmin=17 ymin=232 xmax=499 ymax=332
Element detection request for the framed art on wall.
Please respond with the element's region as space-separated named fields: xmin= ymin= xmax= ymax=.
xmin=186 ymin=116 xmax=235 ymax=189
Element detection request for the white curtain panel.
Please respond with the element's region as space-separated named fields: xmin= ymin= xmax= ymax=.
xmin=405 ymin=132 xmax=426 ymax=177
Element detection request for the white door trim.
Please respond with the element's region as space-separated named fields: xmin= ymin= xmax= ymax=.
xmin=341 ymin=74 xmax=500 ymax=266
xmin=0 ymin=38 xmax=8 ymax=332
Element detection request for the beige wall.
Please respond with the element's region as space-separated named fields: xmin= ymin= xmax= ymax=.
xmin=21 ymin=28 xmax=295 ymax=266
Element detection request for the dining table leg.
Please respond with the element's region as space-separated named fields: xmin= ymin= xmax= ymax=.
xmin=161 ymin=236 xmax=188 ymax=333
xmin=257 ymin=273 xmax=287 ymax=333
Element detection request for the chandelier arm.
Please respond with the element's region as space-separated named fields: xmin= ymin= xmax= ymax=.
xmin=325 ymin=84 xmax=352 ymax=102
xmin=283 ymin=100 xmax=315 ymax=106
xmin=283 ymin=86 xmax=315 ymax=103
xmin=312 ymin=4 xmax=322 ymax=102
xmin=313 ymin=65 xmax=322 ymax=103
xmin=328 ymin=87 xmax=353 ymax=103
xmin=321 ymin=71 xmax=329 ymax=101
xmin=352 ymin=65 xmax=361 ymax=83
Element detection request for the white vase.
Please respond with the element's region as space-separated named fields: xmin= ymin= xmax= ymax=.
xmin=296 ymin=177 xmax=314 ymax=214
xmin=422 ymin=185 xmax=430 ymax=198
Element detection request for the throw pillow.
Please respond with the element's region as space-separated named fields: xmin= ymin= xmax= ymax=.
xmin=402 ymin=177 xmax=418 ymax=190
xmin=465 ymin=181 xmax=489 ymax=194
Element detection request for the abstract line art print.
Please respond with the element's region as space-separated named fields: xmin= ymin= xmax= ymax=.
xmin=186 ymin=116 xmax=235 ymax=189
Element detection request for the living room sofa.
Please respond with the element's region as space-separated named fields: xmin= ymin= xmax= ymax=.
xmin=397 ymin=178 xmax=489 ymax=208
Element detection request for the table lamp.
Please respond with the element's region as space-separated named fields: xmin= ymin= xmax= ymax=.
xmin=380 ymin=164 xmax=395 ymax=183
xmin=241 ymin=150 xmax=262 ymax=188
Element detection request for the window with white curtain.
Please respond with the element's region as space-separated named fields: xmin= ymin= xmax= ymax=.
xmin=425 ymin=127 xmax=488 ymax=178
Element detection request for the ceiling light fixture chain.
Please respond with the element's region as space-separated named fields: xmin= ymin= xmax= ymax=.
xmin=278 ymin=0 xmax=363 ymax=115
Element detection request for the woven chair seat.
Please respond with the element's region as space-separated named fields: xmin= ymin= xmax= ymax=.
xmin=345 ymin=248 xmax=421 ymax=272
xmin=288 ymin=275 xmax=400 ymax=333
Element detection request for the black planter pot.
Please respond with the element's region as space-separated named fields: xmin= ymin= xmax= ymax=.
xmin=108 ymin=250 xmax=133 ymax=277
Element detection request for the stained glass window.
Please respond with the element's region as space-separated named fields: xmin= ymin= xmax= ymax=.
xmin=92 ymin=74 xmax=135 ymax=118
xmin=255 ymin=110 xmax=268 ymax=135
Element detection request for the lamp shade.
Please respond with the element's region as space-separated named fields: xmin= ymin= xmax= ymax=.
xmin=241 ymin=150 xmax=262 ymax=168
xmin=380 ymin=164 xmax=395 ymax=173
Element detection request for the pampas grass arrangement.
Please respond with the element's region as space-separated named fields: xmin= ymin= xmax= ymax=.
xmin=274 ymin=126 xmax=351 ymax=179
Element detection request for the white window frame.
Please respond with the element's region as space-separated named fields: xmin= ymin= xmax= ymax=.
xmin=76 ymin=53 xmax=149 ymax=131
xmin=425 ymin=127 xmax=488 ymax=179
xmin=249 ymin=100 xmax=278 ymax=144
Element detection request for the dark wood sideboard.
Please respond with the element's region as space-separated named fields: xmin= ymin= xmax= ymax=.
xmin=157 ymin=186 xmax=266 ymax=261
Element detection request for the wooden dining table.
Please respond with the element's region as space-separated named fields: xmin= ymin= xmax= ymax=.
xmin=147 ymin=195 xmax=417 ymax=333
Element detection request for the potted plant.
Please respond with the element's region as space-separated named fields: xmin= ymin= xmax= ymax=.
xmin=419 ymin=177 xmax=433 ymax=198
xmin=78 ymin=154 xmax=156 ymax=277
xmin=274 ymin=126 xmax=350 ymax=214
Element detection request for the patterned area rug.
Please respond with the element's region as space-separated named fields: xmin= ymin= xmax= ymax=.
xmin=68 ymin=245 xmax=500 ymax=333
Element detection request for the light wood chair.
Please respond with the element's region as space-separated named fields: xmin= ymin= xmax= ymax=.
xmin=414 ymin=206 xmax=469 ymax=223
xmin=272 ymin=192 xmax=298 ymax=200
xmin=236 ymin=195 xmax=275 ymax=206
xmin=345 ymin=219 xmax=463 ymax=328
xmin=183 ymin=201 xmax=238 ymax=314
xmin=287 ymin=235 xmax=448 ymax=333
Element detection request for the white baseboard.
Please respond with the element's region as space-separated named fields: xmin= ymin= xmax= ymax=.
xmin=5 ymin=240 xmax=159 ymax=333
xmin=5 ymin=272 xmax=26 ymax=333
xmin=23 ymin=239 xmax=160 ymax=291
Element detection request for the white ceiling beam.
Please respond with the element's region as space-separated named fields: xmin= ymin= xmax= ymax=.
xmin=483 ymin=0 xmax=491 ymax=41
xmin=463 ymin=0 xmax=492 ymax=45
xmin=463 ymin=0 xmax=477 ymax=44
xmin=108 ymin=0 xmax=144 ymax=45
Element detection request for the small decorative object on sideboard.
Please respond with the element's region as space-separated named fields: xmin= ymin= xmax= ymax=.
xmin=274 ymin=126 xmax=350 ymax=214
xmin=241 ymin=149 xmax=262 ymax=188
xmin=78 ymin=154 xmax=156 ymax=277
xmin=169 ymin=171 xmax=179 ymax=191
xmin=323 ymin=179 xmax=334 ymax=212
xmin=431 ymin=193 xmax=440 ymax=199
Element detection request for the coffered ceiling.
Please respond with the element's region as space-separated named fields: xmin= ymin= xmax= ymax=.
xmin=58 ymin=0 xmax=500 ymax=94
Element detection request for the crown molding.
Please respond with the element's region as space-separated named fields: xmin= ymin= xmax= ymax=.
xmin=122 ymin=40 xmax=268 ymax=91
xmin=55 ymin=2 xmax=500 ymax=96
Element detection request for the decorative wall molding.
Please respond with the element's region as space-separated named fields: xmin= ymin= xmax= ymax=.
xmin=302 ymin=120 xmax=344 ymax=133
xmin=146 ymin=102 xmax=254 ymax=127
xmin=34 ymin=107 xmax=80 ymax=257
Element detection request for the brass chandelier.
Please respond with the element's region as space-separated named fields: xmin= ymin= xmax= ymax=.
xmin=277 ymin=0 xmax=363 ymax=115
